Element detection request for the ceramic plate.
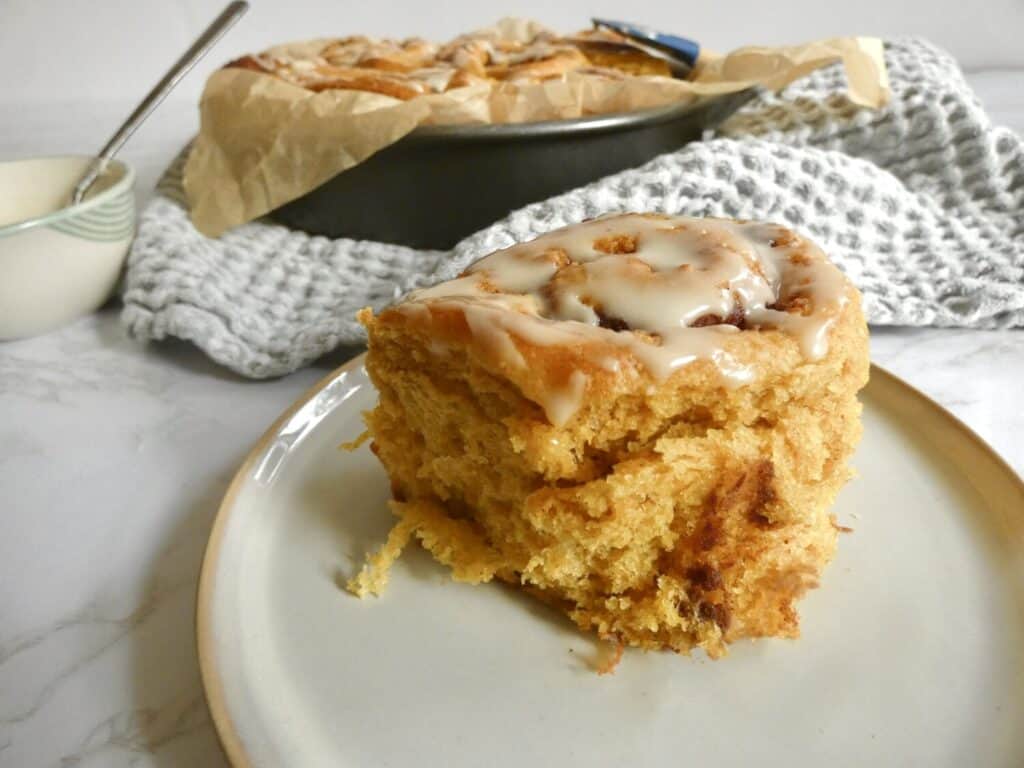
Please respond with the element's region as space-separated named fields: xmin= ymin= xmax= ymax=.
xmin=198 ymin=355 xmax=1024 ymax=767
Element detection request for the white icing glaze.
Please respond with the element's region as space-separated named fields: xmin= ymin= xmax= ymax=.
xmin=406 ymin=67 xmax=456 ymax=93
xmin=542 ymin=370 xmax=589 ymax=427
xmin=395 ymin=213 xmax=850 ymax=425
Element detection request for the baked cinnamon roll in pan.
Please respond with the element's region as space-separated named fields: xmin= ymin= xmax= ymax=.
xmin=224 ymin=27 xmax=752 ymax=247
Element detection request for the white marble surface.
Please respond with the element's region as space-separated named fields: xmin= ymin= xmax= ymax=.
xmin=1 ymin=71 xmax=1022 ymax=766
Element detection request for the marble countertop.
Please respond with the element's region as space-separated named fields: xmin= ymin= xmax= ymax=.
xmin=2 ymin=74 xmax=1022 ymax=766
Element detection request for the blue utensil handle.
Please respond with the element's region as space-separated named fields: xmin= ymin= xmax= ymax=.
xmin=591 ymin=18 xmax=701 ymax=68
xmin=648 ymin=32 xmax=700 ymax=67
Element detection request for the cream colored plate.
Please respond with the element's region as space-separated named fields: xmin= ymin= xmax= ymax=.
xmin=198 ymin=356 xmax=1024 ymax=768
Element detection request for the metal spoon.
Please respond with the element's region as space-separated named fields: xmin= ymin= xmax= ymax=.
xmin=71 ymin=1 xmax=249 ymax=205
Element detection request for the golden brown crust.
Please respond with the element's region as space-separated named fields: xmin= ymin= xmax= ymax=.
xmin=223 ymin=27 xmax=678 ymax=100
xmin=485 ymin=47 xmax=589 ymax=82
xmin=567 ymin=29 xmax=674 ymax=77
xmin=574 ymin=41 xmax=673 ymax=77
xmin=224 ymin=54 xmax=270 ymax=74
xmin=304 ymin=68 xmax=426 ymax=100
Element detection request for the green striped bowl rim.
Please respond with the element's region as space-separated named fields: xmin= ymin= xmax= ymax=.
xmin=0 ymin=156 xmax=135 ymax=239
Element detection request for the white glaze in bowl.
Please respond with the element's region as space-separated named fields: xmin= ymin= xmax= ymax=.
xmin=0 ymin=155 xmax=135 ymax=340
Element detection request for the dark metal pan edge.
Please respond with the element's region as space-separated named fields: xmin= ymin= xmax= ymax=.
xmin=405 ymin=88 xmax=759 ymax=143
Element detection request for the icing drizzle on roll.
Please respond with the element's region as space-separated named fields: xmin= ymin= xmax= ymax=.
xmin=396 ymin=213 xmax=850 ymax=424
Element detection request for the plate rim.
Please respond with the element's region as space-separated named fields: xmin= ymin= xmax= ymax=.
xmin=196 ymin=356 xmax=367 ymax=767
xmin=195 ymin=356 xmax=1024 ymax=767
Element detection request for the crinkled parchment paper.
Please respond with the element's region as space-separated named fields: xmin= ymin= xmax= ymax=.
xmin=185 ymin=19 xmax=889 ymax=236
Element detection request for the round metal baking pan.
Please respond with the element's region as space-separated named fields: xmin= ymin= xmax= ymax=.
xmin=271 ymin=88 xmax=757 ymax=249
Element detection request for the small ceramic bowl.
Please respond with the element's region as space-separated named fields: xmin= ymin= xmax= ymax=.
xmin=0 ymin=155 xmax=136 ymax=340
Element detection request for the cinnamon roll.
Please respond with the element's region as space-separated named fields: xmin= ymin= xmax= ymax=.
xmin=351 ymin=213 xmax=869 ymax=661
xmin=224 ymin=26 xmax=673 ymax=100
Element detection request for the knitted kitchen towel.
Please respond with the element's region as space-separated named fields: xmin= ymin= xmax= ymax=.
xmin=122 ymin=37 xmax=1024 ymax=378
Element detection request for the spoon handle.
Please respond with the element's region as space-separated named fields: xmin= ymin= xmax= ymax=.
xmin=72 ymin=1 xmax=249 ymax=204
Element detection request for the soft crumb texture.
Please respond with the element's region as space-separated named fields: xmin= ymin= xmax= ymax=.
xmin=350 ymin=218 xmax=869 ymax=660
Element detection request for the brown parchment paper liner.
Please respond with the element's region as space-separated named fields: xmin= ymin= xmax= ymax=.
xmin=184 ymin=20 xmax=889 ymax=237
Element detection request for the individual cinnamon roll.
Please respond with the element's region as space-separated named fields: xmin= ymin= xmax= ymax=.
xmin=350 ymin=213 xmax=869 ymax=661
